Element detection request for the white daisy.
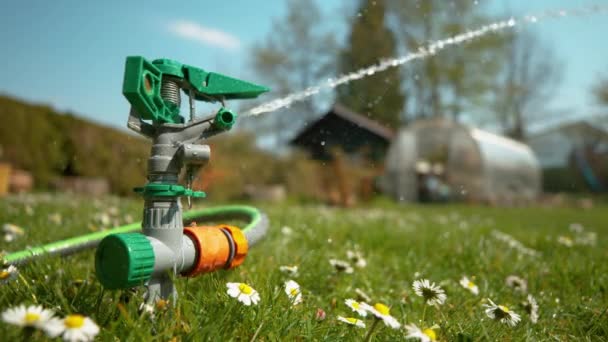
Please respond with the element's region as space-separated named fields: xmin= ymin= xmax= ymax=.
xmin=337 ymin=316 xmax=366 ymax=328
xmin=329 ymin=259 xmax=354 ymax=274
xmin=523 ymin=294 xmax=539 ymax=324
xmin=459 ymin=276 xmax=479 ymax=295
xmin=48 ymin=213 xmax=62 ymax=225
xmin=226 ymin=282 xmax=261 ymax=306
xmin=344 ymin=299 xmax=367 ymax=317
xmin=43 ymin=314 xmax=100 ymax=341
xmin=138 ymin=303 xmax=155 ymax=318
xmin=1 ymin=304 xmax=55 ymax=329
xmin=279 ymin=265 xmax=299 ymax=276
xmin=346 ymin=250 xmax=367 ymax=268
xmin=361 ymin=302 xmax=401 ymax=329
xmin=284 ymin=280 xmax=303 ymax=305
xmin=569 ymin=223 xmax=584 ymax=233
xmin=94 ymin=212 xmax=111 ymax=227
xmin=155 ymin=299 xmax=169 ymax=311
xmin=404 ymin=323 xmax=437 ymax=341
xmin=575 ymin=232 xmax=597 ymax=246
xmin=505 ymin=275 xmax=527 ymax=293
xmin=483 ymin=299 xmax=521 ymax=327
xmin=0 ymin=265 xmax=18 ymax=284
xmin=2 ymin=223 xmax=24 ymax=242
xmin=25 ymin=205 xmax=34 ymax=216
xmin=412 ymin=279 xmax=447 ymax=306
xmin=137 ymin=299 xmax=167 ymax=319
xmin=557 ymin=236 xmax=574 ymax=247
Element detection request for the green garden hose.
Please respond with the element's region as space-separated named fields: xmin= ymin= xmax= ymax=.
xmin=2 ymin=205 xmax=268 ymax=266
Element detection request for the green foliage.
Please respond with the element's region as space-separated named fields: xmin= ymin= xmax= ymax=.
xmin=0 ymin=96 xmax=322 ymax=199
xmin=0 ymin=95 xmax=148 ymax=195
xmin=592 ymin=76 xmax=608 ymax=106
xmin=542 ymin=167 xmax=590 ymax=193
xmin=1 ymin=196 xmax=607 ymax=340
xmin=337 ymin=0 xmax=405 ymax=128
xmin=388 ymin=0 xmax=513 ymax=121
xmin=204 ymin=133 xmax=319 ymax=201
xmin=248 ymin=0 xmax=337 ymax=142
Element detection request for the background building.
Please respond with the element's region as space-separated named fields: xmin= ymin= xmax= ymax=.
xmin=382 ymin=118 xmax=541 ymax=205
xmin=527 ymin=121 xmax=608 ymax=192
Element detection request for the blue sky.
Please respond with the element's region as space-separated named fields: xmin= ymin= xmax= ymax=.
xmin=0 ymin=0 xmax=606 ymax=130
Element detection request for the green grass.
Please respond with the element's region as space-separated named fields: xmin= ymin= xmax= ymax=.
xmin=1 ymin=194 xmax=607 ymax=341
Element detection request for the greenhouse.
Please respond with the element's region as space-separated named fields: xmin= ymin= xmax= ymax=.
xmin=381 ymin=118 xmax=541 ymax=204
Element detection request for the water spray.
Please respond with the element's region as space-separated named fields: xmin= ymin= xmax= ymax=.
xmin=244 ymin=4 xmax=608 ymax=117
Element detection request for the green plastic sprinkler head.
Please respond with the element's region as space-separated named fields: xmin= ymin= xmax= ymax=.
xmin=95 ymin=56 xmax=269 ymax=303
xmin=122 ymin=56 xmax=268 ymax=125
xmin=214 ymin=107 xmax=237 ymax=130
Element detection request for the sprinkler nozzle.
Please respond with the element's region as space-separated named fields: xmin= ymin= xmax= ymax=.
xmin=214 ymin=107 xmax=237 ymax=130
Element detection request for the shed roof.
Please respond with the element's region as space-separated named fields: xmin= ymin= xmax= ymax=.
xmin=290 ymin=104 xmax=395 ymax=160
xmin=529 ymin=121 xmax=608 ymax=141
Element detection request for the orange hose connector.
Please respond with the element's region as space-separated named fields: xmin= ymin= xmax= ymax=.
xmin=182 ymin=224 xmax=248 ymax=277
xmin=218 ymin=224 xmax=248 ymax=268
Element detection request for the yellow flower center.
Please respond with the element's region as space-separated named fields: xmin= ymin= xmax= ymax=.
xmin=239 ymin=283 xmax=253 ymax=295
xmin=423 ymin=328 xmax=437 ymax=340
xmin=352 ymin=302 xmax=360 ymax=310
xmin=374 ymin=303 xmax=390 ymax=316
xmin=156 ymin=299 xmax=168 ymax=310
xmin=0 ymin=271 xmax=9 ymax=279
xmin=64 ymin=314 xmax=85 ymax=329
xmin=467 ymin=281 xmax=476 ymax=289
xmin=24 ymin=312 xmax=40 ymax=324
xmin=346 ymin=317 xmax=359 ymax=324
xmin=499 ymin=305 xmax=510 ymax=313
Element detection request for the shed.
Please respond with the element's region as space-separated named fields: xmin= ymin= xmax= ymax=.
xmin=381 ymin=118 xmax=541 ymax=204
xmin=290 ymin=103 xmax=394 ymax=163
xmin=527 ymin=121 xmax=608 ymax=192
xmin=290 ymin=104 xmax=394 ymax=205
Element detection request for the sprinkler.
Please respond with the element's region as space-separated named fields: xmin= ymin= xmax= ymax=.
xmin=93 ymin=56 xmax=269 ymax=302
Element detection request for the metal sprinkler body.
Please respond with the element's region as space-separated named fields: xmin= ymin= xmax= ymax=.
xmin=94 ymin=56 xmax=268 ymax=302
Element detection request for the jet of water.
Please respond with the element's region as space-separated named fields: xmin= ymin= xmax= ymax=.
xmin=244 ymin=4 xmax=608 ymax=117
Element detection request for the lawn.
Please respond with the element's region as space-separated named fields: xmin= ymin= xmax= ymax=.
xmin=0 ymin=193 xmax=606 ymax=341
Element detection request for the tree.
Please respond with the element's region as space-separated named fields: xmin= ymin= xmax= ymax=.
xmin=592 ymin=75 xmax=608 ymax=106
xmin=388 ymin=0 xmax=509 ymax=121
xmin=336 ymin=0 xmax=405 ymax=128
xmin=247 ymin=0 xmax=336 ymax=145
xmin=492 ymin=31 xmax=561 ymax=140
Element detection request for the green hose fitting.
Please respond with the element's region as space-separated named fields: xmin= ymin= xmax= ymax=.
xmin=214 ymin=107 xmax=237 ymax=130
xmin=133 ymin=183 xmax=206 ymax=198
xmin=95 ymin=233 xmax=155 ymax=289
